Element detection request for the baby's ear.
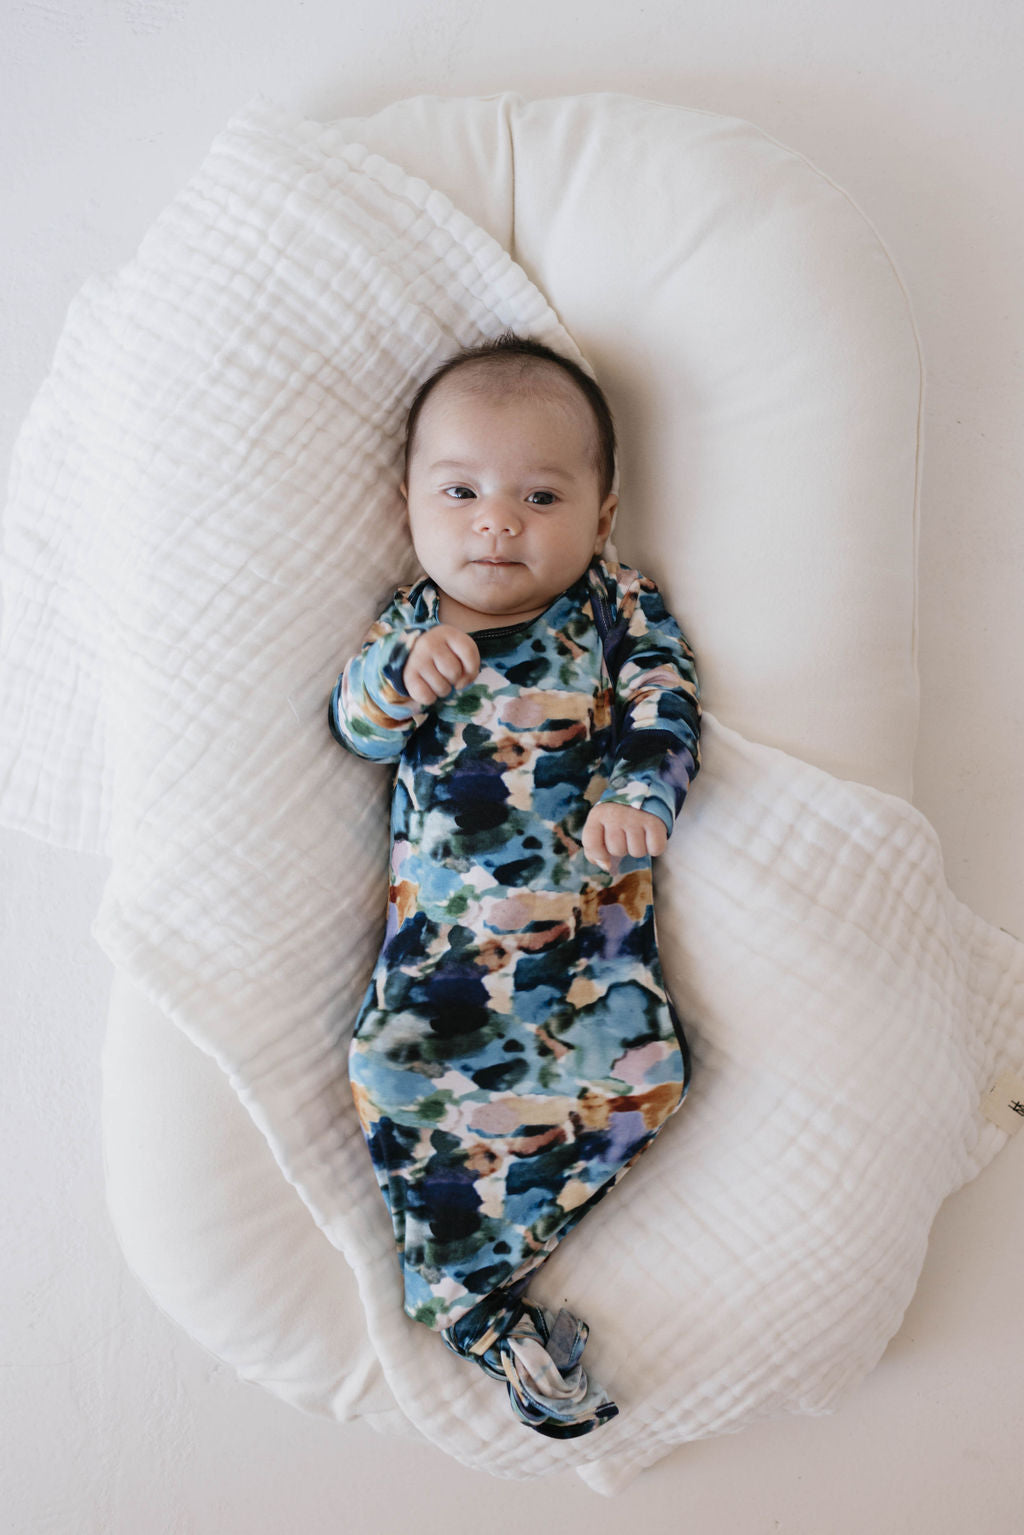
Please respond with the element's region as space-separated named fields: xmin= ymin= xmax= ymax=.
xmin=594 ymin=492 xmax=618 ymax=551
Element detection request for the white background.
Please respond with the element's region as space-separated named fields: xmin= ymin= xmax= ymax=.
xmin=2 ymin=1 xmax=1022 ymax=1531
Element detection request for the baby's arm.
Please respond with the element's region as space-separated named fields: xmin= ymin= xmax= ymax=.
xmin=329 ymin=590 xmax=433 ymax=762
xmin=583 ymin=572 xmax=701 ymax=869
xmin=329 ymin=595 xmax=481 ymax=761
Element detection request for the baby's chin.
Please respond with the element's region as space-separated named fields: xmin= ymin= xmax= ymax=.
xmin=462 ymin=576 xmax=562 ymax=614
xmin=434 ymin=574 xmax=566 ymax=630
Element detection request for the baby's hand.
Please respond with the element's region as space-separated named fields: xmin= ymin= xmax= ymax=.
xmin=403 ymin=624 xmax=481 ymax=706
xmin=581 ymin=802 xmax=668 ymax=873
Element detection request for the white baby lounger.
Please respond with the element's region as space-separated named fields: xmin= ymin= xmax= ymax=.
xmin=3 ymin=93 xmax=1022 ymax=1494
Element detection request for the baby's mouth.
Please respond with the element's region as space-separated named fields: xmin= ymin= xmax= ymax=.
xmin=474 ymin=557 xmax=521 ymax=566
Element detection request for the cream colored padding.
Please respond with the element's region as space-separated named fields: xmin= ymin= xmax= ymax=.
xmin=102 ymin=968 xmax=409 ymax=1437
xmin=332 ymin=92 xmax=922 ymax=796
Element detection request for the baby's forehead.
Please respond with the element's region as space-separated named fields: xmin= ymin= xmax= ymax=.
xmin=422 ymin=359 xmax=597 ymax=431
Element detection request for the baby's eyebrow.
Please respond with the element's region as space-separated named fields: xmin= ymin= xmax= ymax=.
xmin=427 ymin=458 xmax=577 ymax=481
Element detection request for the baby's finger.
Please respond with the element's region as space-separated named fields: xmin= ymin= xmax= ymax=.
xmin=446 ymin=631 xmax=481 ymax=684
xmin=587 ymin=846 xmax=612 ymax=874
xmin=581 ymin=821 xmax=610 ymax=872
xmin=433 ymin=643 xmax=480 ymax=694
xmin=408 ymin=658 xmax=451 ymax=701
xmin=645 ymin=819 xmax=668 ymax=858
xmin=404 ymin=671 xmax=441 ymax=705
xmin=432 ymin=647 xmax=468 ymax=687
xmin=423 ymin=658 xmax=457 ymax=697
xmin=602 ymin=823 xmax=628 ymax=858
xmin=624 ymin=821 xmax=650 ymax=859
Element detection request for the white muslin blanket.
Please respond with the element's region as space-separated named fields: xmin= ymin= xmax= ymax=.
xmin=2 ymin=104 xmax=1022 ymax=1495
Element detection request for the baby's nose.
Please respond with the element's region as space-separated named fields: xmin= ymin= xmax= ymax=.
xmin=473 ymin=498 xmax=522 ymax=535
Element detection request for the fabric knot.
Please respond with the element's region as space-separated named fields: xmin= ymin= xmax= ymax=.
xmin=442 ymin=1290 xmax=618 ymax=1440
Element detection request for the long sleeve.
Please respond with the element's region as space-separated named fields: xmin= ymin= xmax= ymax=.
xmin=328 ymin=587 xmax=434 ymax=763
xmin=596 ymin=570 xmax=701 ymax=834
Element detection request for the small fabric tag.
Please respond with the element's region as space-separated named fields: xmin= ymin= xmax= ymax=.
xmin=980 ymin=1070 xmax=1024 ymax=1135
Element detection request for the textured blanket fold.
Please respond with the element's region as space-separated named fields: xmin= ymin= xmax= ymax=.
xmin=1 ymin=102 xmax=1022 ymax=1494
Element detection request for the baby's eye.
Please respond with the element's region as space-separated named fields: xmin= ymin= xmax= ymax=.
xmin=526 ymin=491 xmax=557 ymax=506
xmin=443 ymin=485 xmax=476 ymax=500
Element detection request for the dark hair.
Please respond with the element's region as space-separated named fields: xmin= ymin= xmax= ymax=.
xmin=403 ymin=332 xmax=617 ymax=499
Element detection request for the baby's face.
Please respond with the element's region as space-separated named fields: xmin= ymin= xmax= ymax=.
xmin=402 ymin=374 xmax=617 ymax=632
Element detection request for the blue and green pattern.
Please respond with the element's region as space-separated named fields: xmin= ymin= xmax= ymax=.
xmin=330 ymin=555 xmax=700 ymax=1435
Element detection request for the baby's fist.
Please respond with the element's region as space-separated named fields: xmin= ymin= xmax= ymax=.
xmin=582 ymin=801 xmax=668 ymax=873
xmin=404 ymin=625 xmax=480 ymax=706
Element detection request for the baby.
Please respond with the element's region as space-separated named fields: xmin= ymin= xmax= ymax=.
xmin=330 ymin=334 xmax=701 ymax=1438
